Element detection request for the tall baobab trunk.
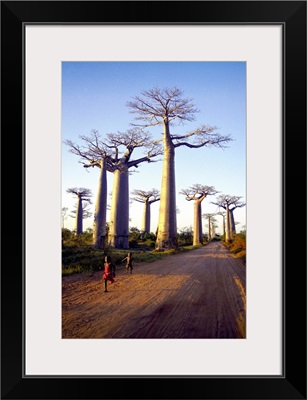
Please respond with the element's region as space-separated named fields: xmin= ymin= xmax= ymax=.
xmin=109 ymin=167 xmax=129 ymax=249
xmin=225 ymin=204 xmax=231 ymax=243
xmin=76 ymin=197 xmax=83 ymax=234
xmin=156 ymin=122 xmax=177 ymax=249
xmin=93 ymin=160 xmax=107 ymax=248
xmin=142 ymin=199 xmax=150 ymax=234
xmin=207 ymin=215 xmax=212 ymax=241
xmin=222 ymin=215 xmax=226 ymax=237
xmin=229 ymin=209 xmax=236 ymax=239
xmin=193 ymin=200 xmax=203 ymax=246
xmin=211 ymin=223 xmax=216 ymax=238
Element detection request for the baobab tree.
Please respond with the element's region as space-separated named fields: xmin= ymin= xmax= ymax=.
xmin=179 ymin=184 xmax=218 ymax=246
xmin=65 ymin=129 xmax=161 ymax=248
xmin=211 ymin=195 xmax=245 ymax=242
xmin=229 ymin=199 xmax=245 ymax=236
xmin=203 ymin=213 xmax=216 ymax=242
xmin=66 ymin=188 xmax=92 ymax=234
xmin=127 ymin=87 xmax=232 ymax=250
xmin=70 ymin=200 xmax=92 ymax=222
xmin=131 ymin=188 xmax=160 ymax=236
xmin=107 ymin=129 xmax=162 ymax=249
xmin=217 ymin=211 xmax=226 ymax=238
xmin=64 ymin=130 xmax=114 ymax=248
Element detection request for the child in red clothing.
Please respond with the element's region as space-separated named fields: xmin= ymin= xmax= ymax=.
xmin=103 ymin=255 xmax=116 ymax=292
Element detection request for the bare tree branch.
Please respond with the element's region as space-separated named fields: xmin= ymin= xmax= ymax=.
xmin=131 ymin=188 xmax=160 ymax=204
xmin=180 ymin=184 xmax=218 ymax=201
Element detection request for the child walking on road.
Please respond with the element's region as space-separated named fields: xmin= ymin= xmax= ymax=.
xmin=103 ymin=255 xmax=116 ymax=292
xmin=122 ymin=252 xmax=133 ymax=274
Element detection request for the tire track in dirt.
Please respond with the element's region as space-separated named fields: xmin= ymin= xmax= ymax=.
xmin=62 ymin=242 xmax=246 ymax=339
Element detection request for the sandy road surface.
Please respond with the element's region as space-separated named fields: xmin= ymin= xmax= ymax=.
xmin=62 ymin=242 xmax=246 ymax=339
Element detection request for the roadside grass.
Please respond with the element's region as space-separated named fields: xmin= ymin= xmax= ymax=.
xmin=62 ymin=243 xmax=204 ymax=276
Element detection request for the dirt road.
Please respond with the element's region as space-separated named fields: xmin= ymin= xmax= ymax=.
xmin=62 ymin=242 xmax=246 ymax=339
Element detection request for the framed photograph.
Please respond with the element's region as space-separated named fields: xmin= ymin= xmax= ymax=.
xmin=1 ymin=1 xmax=306 ymax=399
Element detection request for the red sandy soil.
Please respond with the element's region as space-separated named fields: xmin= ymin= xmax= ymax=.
xmin=62 ymin=241 xmax=246 ymax=339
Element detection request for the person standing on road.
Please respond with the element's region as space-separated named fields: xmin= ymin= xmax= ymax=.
xmin=103 ymin=255 xmax=116 ymax=292
xmin=122 ymin=252 xmax=133 ymax=274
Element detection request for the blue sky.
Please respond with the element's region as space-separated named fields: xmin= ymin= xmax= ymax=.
xmin=62 ymin=61 xmax=246 ymax=235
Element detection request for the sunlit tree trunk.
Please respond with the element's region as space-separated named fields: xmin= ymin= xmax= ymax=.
xmin=229 ymin=209 xmax=236 ymax=239
xmin=109 ymin=167 xmax=129 ymax=249
xmin=93 ymin=160 xmax=107 ymax=248
xmin=193 ymin=200 xmax=203 ymax=246
xmin=127 ymin=87 xmax=231 ymax=250
xmin=156 ymin=121 xmax=177 ymax=249
xmin=208 ymin=215 xmax=212 ymax=241
xmin=225 ymin=204 xmax=231 ymax=243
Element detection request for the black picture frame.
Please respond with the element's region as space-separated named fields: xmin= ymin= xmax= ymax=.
xmin=1 ymin=1 xmax=306 ymax=399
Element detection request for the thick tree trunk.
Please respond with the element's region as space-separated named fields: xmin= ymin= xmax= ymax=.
xmin=229 ymin=209 xmax=236 ymax=239
xmin=142 ymin=200 xmax=150 ymax=235
xmin=109 ymin=168 xmax=129 ymax=249
xmin=93 ymin=161 xmax=107 ymax=248
xmin=76 ymin=197 xmax=83 ymax=234
xmin=208 ymin=215 xmax=211 ymax=241
xmin=225 ymin=205 xmax=231 ymax=243
xmin=156 ymin=122 xmax=177 ymax=250
xmin=211 ymin=223 xmax=216 ymax=238
xmin=193 ymin=201 xmax=203 ymax=246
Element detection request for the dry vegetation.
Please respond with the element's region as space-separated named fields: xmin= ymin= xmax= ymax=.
xmin=223 ymin=233 xmax=246 ymax=265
